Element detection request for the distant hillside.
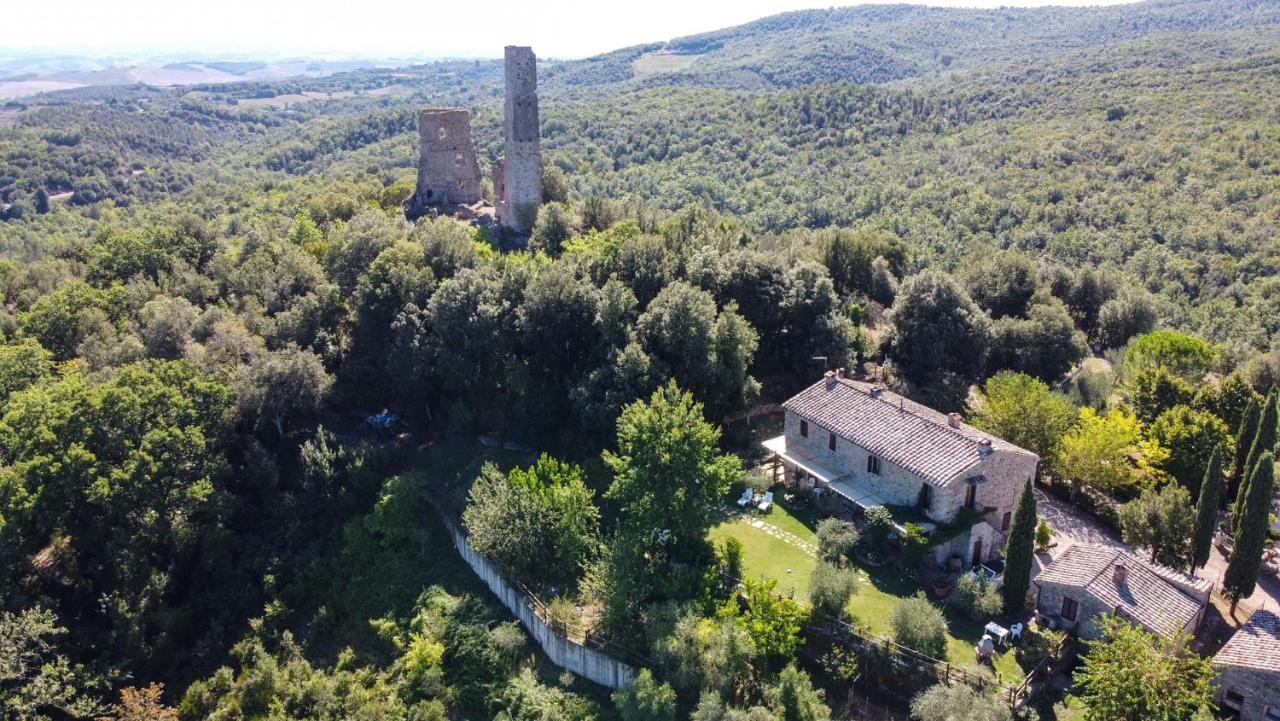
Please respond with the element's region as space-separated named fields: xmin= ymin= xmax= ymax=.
xmin=546 ymin=0 xmax=1280 ymax=89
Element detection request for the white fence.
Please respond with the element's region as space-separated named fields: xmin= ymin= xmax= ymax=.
xmin=436 ymin=511 xmax=639 ymax=690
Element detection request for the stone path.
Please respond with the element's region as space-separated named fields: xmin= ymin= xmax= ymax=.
xmin=720 ymin=506 xmax=818 ymax=556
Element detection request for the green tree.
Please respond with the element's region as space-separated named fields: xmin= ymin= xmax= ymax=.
xmin=1191 ymin=373 xmax=1260 ymax=432
xmin=530 ymin=202 xmax=575 ymax=256
xmin=638 ymin=282 xmax=760 ymax=419
xmin=1118 ymin=484 xmax=1196 ymax=569
xmin=770 ymin=664 xmax=830 ymax=721
xmin=463 ymin=456 xmax=600 ymax=591
xmin=1130 ymin=366 xmax=1195 ymax=426
xmin=890 ymin=593 xmax=948 ymax=659
xmin=19 ymin=280 xmax=127 ymax=360
xmin=33 ymin=187 xmax=50 ymax=214
xmin=234 ymin=346 xmax=333 ymax=441
xmin=911 ymin=684 xmax=1011 ymax=721
xmin=1148 ymin=406 xmax=1231 ymax=495
xmin=602 ymin=382 xmax=743 ymax=624
xmin=0 ymin=607 xmax=108 ymax=721
xmin=818 ymin=226 xmax=906 ymax=299
xmin=1075 ymin=615 xmax=1217 ymax=721
xmin=970 ymin=371 xmax=1077 ymax=463
xmin=655 ymin=612 xmax=756 ymax=701
xmin=1096 ymin=289 xmax=1158 ymax=349
xmin=808 ymin=560 xmax=858 ymax=620
xmin=1234 ymin=390 xmax=1277 ymax=535
xmin=0 ymin=361 xmax=233 ymax=673
xmin=613 ymin=670 xmax=677 ymax=721
xmin=985 ymin=293 xmax=1087 ymax=381
xmin=1230 ymin=395 xmax=1261 ymax=502
xmin=1123 ymin=330 xmax=1217 ymax=381
xmin=0 ymin=339 xmax=55 ymax=404
xmin=1224 ymin=452 xmax=1276 ymax=614
xmin=1057 ymin=408 xmax=1167 ymax=497
xmin=815 ymin=518 xmax=860 ymax=564
xmin=736 ymin=578 xmax=809 ymax=660
xmin=961 ymin=250 xmax=1039 ymax=320
xmin=1191 ymin=446 xmax=1223 ymax=570
xmin=1002 ymin=480 xmax=1038 ymax=613
xmin=887 ymin=270 xmax=992 ymax=391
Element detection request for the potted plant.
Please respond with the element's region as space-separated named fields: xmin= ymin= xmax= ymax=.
xmin=931 ymin=577 xmax=953 ymax=599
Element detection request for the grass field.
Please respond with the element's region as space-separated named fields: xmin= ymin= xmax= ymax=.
xmin=710 ymin=503 xmax=1025 ymax=681
xmin=631 ymin=51 xmax=704 ymax=78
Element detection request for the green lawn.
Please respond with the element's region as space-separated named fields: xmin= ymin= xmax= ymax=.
xmin=710 ymin=503 xmax=1024 ymax=681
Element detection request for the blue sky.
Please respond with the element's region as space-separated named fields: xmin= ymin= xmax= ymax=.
xmin=3 ymin=0 xmax=1138 ymax=60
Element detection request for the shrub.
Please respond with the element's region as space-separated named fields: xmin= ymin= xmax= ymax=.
xmin=1035 ymin=519 xmax=1053 ymax=553
xmin=891 ymin=593 xmax=948 ymax=659
xmin=900 ymin=523 xmax=929 ymax=571
xmin=809 ymin=560 xmax=858 ymax=619
xmin=953 ymin=572 xmax=1003 ymax=620
xmin=816 ymin=518 xmax=860 ymax=563
xmin=911 ymin=683 xmax=1012 ymax=721
xmin=863 ymin=506 xmax=894 ymax=551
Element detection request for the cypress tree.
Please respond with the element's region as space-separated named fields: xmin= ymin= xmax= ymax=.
xmin=1230 ymin=396 xmax=1260 ymax=501
xmin=1235 ymin=390 xmax=1277 ymax=535
xmin=1002 ymin=479 xmax=1037 ymax=614
xmin=34 ymin=188 xmax=50 ymax=215
xmin=1224 ymin=451 xmax=1276 ymax=615
xmin=1191 ymin=445 xmax=1223 ymax=570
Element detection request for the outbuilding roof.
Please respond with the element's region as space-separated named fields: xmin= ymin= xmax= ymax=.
xmin=781 ymin=375 xmax=1037 ymax=487
xmin=1036 ymin=544 xmax=1210 ymax=638
xmin=1215 ymin=610 xmax=1280 ymax=673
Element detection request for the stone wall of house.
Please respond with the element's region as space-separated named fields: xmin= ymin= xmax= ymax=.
xmin=784 ymin=410 xmax=949 ymax=517
xmin=782 ymin=409 xmax=1037 ymax=566
xmin=409 ymin=109 xmax=483 ymax=215
xmin=1215 ymin=664 xmax=1280 ymax=721
xmin=1033 ymin=579 xmax=1113 ymax=640
xmin=498 ymin=46 xmax=541 ymax=232
xmin=965 ymin=450 xmax=1038 ymax=539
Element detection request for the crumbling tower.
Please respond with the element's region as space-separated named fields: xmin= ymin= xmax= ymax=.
xmin=496 ymin=46 xmax=542 ymax=233
xmin=408 ymin=108 xmax=483 ymax=218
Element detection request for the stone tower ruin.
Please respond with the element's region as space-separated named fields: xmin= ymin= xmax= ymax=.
xmin=408 ymin=108 xmax=483 ymax=218
xmin=495 ymin=46 xmax=542 ymax=233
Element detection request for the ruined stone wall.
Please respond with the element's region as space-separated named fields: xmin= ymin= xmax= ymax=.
xmin=411 ymin=109 xmax=482 ymax=212
xmin=498 ymin=46 xmax=542 ymax=232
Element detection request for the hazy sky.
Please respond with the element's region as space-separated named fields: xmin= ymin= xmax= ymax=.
xmin=4 ymin=0 xmax=1139 ymax=60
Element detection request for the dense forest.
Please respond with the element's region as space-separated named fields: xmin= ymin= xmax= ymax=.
xmin=2 ymin=1 xmax=1279 ymax=719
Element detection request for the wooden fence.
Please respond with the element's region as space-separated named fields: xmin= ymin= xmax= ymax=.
xmin=430 ymin=501 xmax=639 ymax=690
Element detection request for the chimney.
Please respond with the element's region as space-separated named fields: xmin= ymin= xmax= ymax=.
xmin=870 ymin=385 xmax=883 ymax=398
xmin=835 ymin=367 xmax=845 ymax=379
xmin=824 ymin=370 xmax=837 ymax=389
xmin=977 ymin=438 xmax=993 ymax=458
xmin=1113 ymin=563 xmax=1127 ymax=585
xmin=948 ymin=412 xmax=962 ymax=429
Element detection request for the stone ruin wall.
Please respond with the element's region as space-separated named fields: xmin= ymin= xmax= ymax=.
xmin=410 ymin=108 xmax=483 ymax=213
xmin=498 ymin=46 xmax=542 ymax=232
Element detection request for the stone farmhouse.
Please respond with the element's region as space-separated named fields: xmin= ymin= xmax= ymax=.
xmin=1032 ymin=543 xmax=1211 ymax=640
xmin=762 ymin=370 xmax=1039 ymax=567
xmin=1215 ymin=610 xmax=1280 ymax=721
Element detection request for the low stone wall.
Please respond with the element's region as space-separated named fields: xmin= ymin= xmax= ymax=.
xmin=436 ymin=511 xmax=638 ymax=690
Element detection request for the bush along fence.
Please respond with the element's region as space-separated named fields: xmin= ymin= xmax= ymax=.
xmin=823 ymin=614 xmax=1072 ymax=709
xmin=427 ymin=499 xmax=640 ymax=690
xmin=722 ymin=571 xmax=1068 ymax=709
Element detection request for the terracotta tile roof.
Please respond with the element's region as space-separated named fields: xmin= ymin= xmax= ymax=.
xmin=1215 ymin=610 xmax=1280 ymax=673
xmin=782 ymin=376 xmax=1037 ymax=487
xmin=1036 ymin=544 xmax=1209 ymax=637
